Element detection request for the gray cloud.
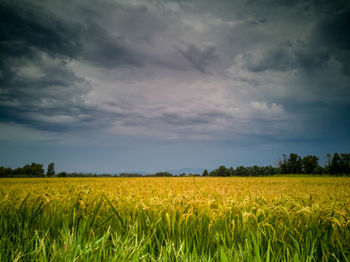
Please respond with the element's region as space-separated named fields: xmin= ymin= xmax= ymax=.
xmin=0 ymin=2 xmax=83 ymax=62
xmin=178 ymin=43 xmax=219 ymax=73
xmin=1 ymin=0 xmax=350 ymax=172
xmin=196 ymin=0 xmax=341 ymax=79
xmin=0 ymin=0 xmax=349 ymax=146
xmin=0 ymin=64 xmax=92 ymax=131
xmin=312 ymin=10 xmax=350 ymax=75
xmin=243 ymin=46 xmax=295 ymax=73
xmin=0 ymin=0 xmax=145 ymax=132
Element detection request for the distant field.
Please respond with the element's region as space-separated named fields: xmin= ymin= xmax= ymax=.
xmin=0 ymin=177 xmax=349 ymax=261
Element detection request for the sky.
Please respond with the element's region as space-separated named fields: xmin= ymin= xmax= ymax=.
xmin=0 ymin=0 xmax=350 ymax=173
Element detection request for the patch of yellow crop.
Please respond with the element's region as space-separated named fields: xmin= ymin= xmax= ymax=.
xmin=0 ymin=177 xmax=349 ymax=225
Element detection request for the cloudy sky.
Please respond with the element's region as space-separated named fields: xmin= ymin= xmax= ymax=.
xmin=1 ymin=0 xmax=349 ymax=173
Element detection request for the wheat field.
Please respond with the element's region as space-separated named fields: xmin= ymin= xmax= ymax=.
xmin=0 ymin=177 xmax=349 ymax=261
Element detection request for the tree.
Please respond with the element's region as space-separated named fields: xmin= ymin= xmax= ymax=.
xmin=14 ymin=163 xmax=44 ymax=177
xmin=279 ymin=154 xmax=289 ymax=174
xmin=340 ymin=153 xmax=350 ymax=174
xmin=217 ymin=165 xmax=228 ymax=176
xmin=313 ymin=166 xmax=325 ymax=175
xmin=47 ymin=162 xmax=55 ymax=177
xmin=302 ymin=155 xmax=319 ymax=174
xmin=202 ymin=169 xmax=208 ymax=176
xmin=288 ymin=153 xmax=302 ymax=174
xmin=235 ymin=166 xmax=248 ymax=176
xmin=228 ymin=167 xmax=235 ymax=176
xmin=0 ymin=166 xmax=13 ymax=178
xmin=57 ymin=172 xmax=67 ymax=177
xmin=330 ymin=153 xmax=342 ymax=175
xmin=153 ymin=171 xmax=173 ymax=177
xmin=30 ymin=163 xmax=45 ymax=177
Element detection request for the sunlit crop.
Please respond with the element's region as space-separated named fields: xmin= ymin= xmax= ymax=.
xmin=0 ymin=177 xmax=349 ymax=261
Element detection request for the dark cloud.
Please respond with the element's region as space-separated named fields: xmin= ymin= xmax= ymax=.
xmin=178 ymin=43 xmax=219 ymax=73
xmin=0 ymin=0 xmax=143 ymax=132
xmin=0 ymin=0 xmax=350 ymax=172
xmin=160 ymin=112 xmax=212 ymax=126
xmin=243 ymin=46 xmax=294 ymax=73
xmin=0 ymin=0 xmax=89 ymax=131
xmin=0 ymin=1 xmax=81 ymax=59
xmin=0 ymin=1 xmax=140 ymax=67
xmin=80 ymin=27 xmax=140 ymax=68
xmin=315 ymin=11 xmax=350 ymax=50
xmin=293 ymin=45 xmax=330 ymax=72
xmin=241 ymin=0 xmax=350 ymax=75
xmin=0 ymin=0 xmax=349 ymax=144
xmin=244 ymin=45 xmax=330 ymax=74
xmin=312 ymin=10 xmax=350 ymax=75
xmin=0 ymin=59 xmax=91 ymax=131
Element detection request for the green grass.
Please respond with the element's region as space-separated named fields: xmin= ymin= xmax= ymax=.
xmin=0 ymin=196 xmax=349 ymax=261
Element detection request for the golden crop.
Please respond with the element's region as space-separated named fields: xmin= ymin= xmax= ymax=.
xmin=1 ymin=177 xmax=349 ymax=222
xmin=1 ymin=177 xmax=349 ymax=261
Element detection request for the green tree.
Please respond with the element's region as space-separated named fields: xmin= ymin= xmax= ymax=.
xmin=0 ymin=166 xmax=13 ymax=178
xmin=31 ymin=163 xmax=45 ymax=177
xmin=302 ymin=155 xmax=319 ymax=174
xmin=340 ymin=153 xmax=350 ymax=174
xmin=288 ymin=153 xmax=302 ymax=174
xmin=202 ymin=169 xmax=208 ymax=176
xmin=15 ymin=163 xmax=44 ymax=177
xmin=235 ymin=166 xmax=248 ymax=176
xmin=47 ymin=162 xmax=55 ymax=177
xmin=279 ymin=154 xmax=289 ymax=174
xmin=153 ymin=171 xmax=172 ymax=177
xmin=313 ymin=166 xmax=325 ymax=175
xmin=217 ymin=165 xmax=228 ymax=177
xmin=228 ymin=167 xmax=234 ymax=176
xmin=330 ymin=153 xmax=342 ymax=175
xmin=57 ymin=172 xmax=67 ymax=177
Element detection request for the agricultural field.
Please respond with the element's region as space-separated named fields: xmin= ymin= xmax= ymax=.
xmin=0 ymin=177 xmax=349 ymax=261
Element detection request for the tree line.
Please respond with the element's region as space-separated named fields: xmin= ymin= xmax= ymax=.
xmin=0 ymin=163 xmax=50 ymax=178
xmin=0 ymin=163 xmax=174 ymax=178
xmin=204 ymin=153 xmax=349 ymax=177
xmin=0 ymin=153 xmax=349 ymax=178
xmin=203 ymin=165 xmax=279 ymax=177
xmin=278 ymin=153 xmax=350 ymax=175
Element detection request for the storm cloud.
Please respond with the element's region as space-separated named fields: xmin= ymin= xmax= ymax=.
xmin=1 ymin=0 xmax=349 ymax=172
